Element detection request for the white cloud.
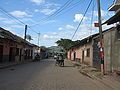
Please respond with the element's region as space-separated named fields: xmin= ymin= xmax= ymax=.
xmin=52 ymin=32 xmax=57 ymax=35
xmin=30 ymin=0 xmax=45 ymax=5
xmin=58 ymin=24 xmax=75 ymax=31
xmin=34 ymin=9 xmax=39 ymax=12
xmin=58 ymin=27 xmax=63 ymax=30
xmin=0 ymin=17 xmax=7 ymax=20
xmin=43 ymin=34 xmax=49 ymax=39
xmin=10 ymin=11 xmax=30 ymax=18
xmin=93 ymin=10 xmax=108 ymax=17
xmin=43 ymin=34 xmax=58 ymax=40
xmin=2 ymin=20 xmax=16 ymax=24
xmin=40 ymin=8 xmax=56 ymax=15
xmin=39 ymin=3 xmax=60 ymax=15
xmin=74 ymin=14 xmax=87 ymax=22
xmin=65 ymin=25 xmax=75 ymax=30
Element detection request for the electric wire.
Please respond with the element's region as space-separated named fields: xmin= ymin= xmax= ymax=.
xmin=0 ymin=6 xmax=25 ymax=25
xmin=30 ymin=0 xmax=74 ymax=27
xmin=53 ymin=0 xmax=85 ymax=18
xmin=90 ymin=0 xmax=95 ymax=36
xmin=48 ymin=0 xmax=74 ymax=18
xmin=71 ymin=0 xmax=93 ymax=40
xmin=0 ymin=6 xmax=39 ymax=34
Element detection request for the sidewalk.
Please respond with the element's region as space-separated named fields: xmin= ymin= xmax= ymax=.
xmin=0 ymin=62 xmax=18 ymax=69
xmin=66 ymin=59 xmax=120 ymax=88
xmin=0 ymin=60 xmax=33 ymax=69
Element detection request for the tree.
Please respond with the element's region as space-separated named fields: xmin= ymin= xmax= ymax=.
xmin=26 ymin=35 xmax=33 ymax=41
xmin=56 ymin=38 xmax=74 ymax=51
xmin=56 ymin=38 xmax=81 ymax=51
xmin=40 ymin=46 xmax=47 ymax=51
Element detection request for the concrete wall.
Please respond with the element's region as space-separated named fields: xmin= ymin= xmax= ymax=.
xmin=115 ymin=0 xmax=120 ymax=4
xmin=104 ymin=27 xmax=120 ymax=72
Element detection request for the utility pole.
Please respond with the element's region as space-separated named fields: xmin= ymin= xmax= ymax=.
xmin=24 ymin=25 xmax=27 ymax=40
xmin=24 ymin=25 xmax=27 ymax=61
xmin=37 ymin=32 xmax=40 ymax=54
xmin=97 ymin=0 xmax=105 ymax=75
xmin=38 ymin=32 xmax=40 ymax=47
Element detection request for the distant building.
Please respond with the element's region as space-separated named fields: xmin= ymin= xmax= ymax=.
xmin=47 ymin=46 xmax=64 ymax=56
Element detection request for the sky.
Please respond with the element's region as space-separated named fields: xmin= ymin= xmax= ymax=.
xmin=0 ymin=0 xmax=115 ymax=47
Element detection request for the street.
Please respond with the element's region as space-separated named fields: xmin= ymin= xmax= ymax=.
xmin=0 ymin=59 xmax=120 ymax=90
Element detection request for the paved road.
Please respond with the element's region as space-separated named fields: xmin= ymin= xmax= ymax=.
xmin=0 ymin=59 xmax=119 ymax=90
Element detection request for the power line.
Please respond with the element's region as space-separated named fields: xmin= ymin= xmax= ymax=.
xmin=56 ymin=0 xmax=85 ymax=18
xmin=0 ymin=9 xmax=24 ymax=26
xmin=0 ymin=6 xmax=25 ymax=25
xmin=30 ymin=0 xmax=74 ymax=27
xmin=90 ymin=0 xmax=95 ymax=36
xmin=27 ymin=26 xmax=38 ymax=34
xmin=31 ymin=0 xmax=85 ymax=28
xmin=71 ymin=0 xmax=93 ymax=40
xmin=0 ymin=6 xmax=39 ymax=34
xmin=48 ymin=0 xmax=74 ymax=18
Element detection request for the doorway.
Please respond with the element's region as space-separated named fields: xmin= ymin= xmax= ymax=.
xmin=73 ymin=52 xmax=76 ymax=61
xmin=82 ymin=50 xmax=84 ymax=63
xmin=9 ymin=47 xmax=15 ymax=62
xmin=19 ymin=49 xmax=22 ymax=61
xmin=0 ymin=45 xmax=3 ymax=63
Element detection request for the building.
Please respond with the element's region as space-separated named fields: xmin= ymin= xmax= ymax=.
xmin=103 ymin=0 xmax=120 ymax=72
xmin=104 ymin=0 xmax=120 ymax=25
xmin=67 ymin=0 xmax=120 ymax=73
xmin=67 ymin=27 xmax=120 ymax=72
xmin=0 ymin=27 xmax=35 ymax=63
xmin=67 ymin=33 xmax=99 ymax=67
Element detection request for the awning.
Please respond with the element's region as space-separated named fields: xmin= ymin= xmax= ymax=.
xmin=103 ymin=11 xmax=120 ymax=25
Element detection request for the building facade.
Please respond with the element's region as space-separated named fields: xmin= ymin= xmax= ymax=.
xmin=0 ymin=27 xmax=35 ymax=63
xmin=67 ymin=27 xmax=120 ymax=72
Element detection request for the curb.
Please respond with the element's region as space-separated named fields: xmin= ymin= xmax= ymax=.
xmin=79 ymin=70 xmax=99 ymax=80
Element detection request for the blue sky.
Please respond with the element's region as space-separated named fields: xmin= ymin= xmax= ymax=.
xmin=0 ymin=0 xmax=115 ymax=47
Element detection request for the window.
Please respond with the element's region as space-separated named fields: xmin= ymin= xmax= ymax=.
xmin=86 ymin=48 xmax=90 ymax=57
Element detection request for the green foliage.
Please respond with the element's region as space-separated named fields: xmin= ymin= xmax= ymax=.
xmin=56 ymin=38 xmax=80 ymax=51
xmin=40 ymin=46 xmax=48 ymax=51
xmin=26 ymin=35 xmax=33 ymax=41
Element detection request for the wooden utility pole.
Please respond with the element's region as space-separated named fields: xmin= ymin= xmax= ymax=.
xmin=24 ymin=25 xmax=27 ymax=40
xmin=97 ymin=0 xmax=105 ymax=75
